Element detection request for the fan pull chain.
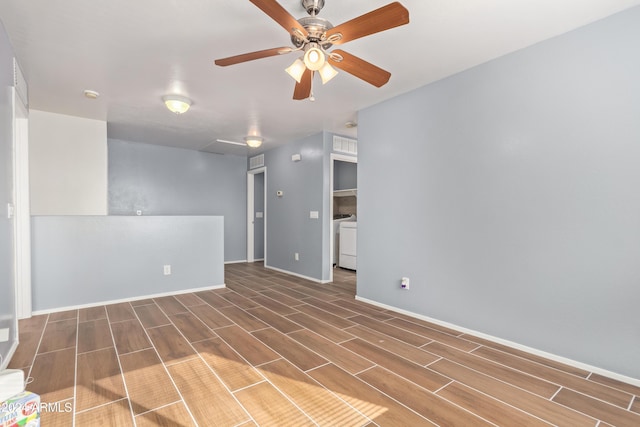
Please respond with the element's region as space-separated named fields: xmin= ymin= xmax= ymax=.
xmin=309 ymin=71 xmax=316 ymax=101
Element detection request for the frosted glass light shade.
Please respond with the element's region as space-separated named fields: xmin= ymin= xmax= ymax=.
xmin=163 ymin=95 xmax=191 ymax=114
xmin=319 ymin=62 xmax=338 ymax=84
xmin=244 ymin=136 xmax=263 ymax=148
xmin=285 ymin=59 xmax=306 ymax=83
xmin=303 ymin=47 xmax=325 ymax=71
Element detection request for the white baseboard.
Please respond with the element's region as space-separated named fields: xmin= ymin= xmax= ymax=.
xmin=32 ymin=283 xmax=227 ymax=316
xmin=356 ymin=295 xmax=640 ymax=388
xmin=264 ymin=265 xmax=330 ymax=284
xmin=225 ymin=259 xmax=264 ymax=265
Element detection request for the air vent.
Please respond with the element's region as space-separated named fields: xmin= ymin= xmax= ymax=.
xmin=333 ymin=136 xmax=357 ymax=155
xmin=249 ymin=154 xmax=265 ymax=170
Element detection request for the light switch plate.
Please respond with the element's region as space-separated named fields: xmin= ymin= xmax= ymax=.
xmin=310 ymin=211 xmax=319 ymax=219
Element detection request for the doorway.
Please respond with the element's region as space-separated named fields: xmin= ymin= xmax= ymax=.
xmin=329 ymin=154 xmax=357 ymax=283
xmin=247 ymin=167 xmax=266 ymax=263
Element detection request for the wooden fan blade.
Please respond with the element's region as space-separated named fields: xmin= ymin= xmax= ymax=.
xmin=328 ymin=49 xmax=391 ymax=87
xmin=250 ymin=0 xmax=309 ymax=38
xmin=293 ymin=69 xmax=312 ymax=100
xmin=324 ymin=2 xmax=409 ymax=45
xmin=215 ymin=47 xmax=292 ymax=66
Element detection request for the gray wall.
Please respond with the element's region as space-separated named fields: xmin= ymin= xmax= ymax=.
xmin=108 ymin=139 xmax=247 ymax=262
xmin=254 ymin=172 xmax=264 ymax=260
xmin=358 ymin=7 xmax=640 ymax=379
xmin=0 ymin=20 xmax=16 ymax=368
xmin=334 ymin=160 xmax=357 ymax=190
xmin=31 ymin=216 xmax=224 ymax=311
xmin=265 ymin=133 xmax=325 ymax=280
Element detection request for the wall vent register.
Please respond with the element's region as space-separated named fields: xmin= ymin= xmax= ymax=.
xmin=333 ymin=136 xmax=357 ymax=155
xmin=249 ymin=154 xmax=265 ymax=169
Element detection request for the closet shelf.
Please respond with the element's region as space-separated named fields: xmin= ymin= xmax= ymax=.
xmin=333 ymin=188 xmax=357 ymax=197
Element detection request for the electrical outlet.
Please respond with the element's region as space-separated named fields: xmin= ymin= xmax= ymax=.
xmin=163 ymin=265 xmax=171 ymax=275
xmin=401 ymin=277 xmax=410 ymax=290
xmin=0 ymin=327 xmax=9 ymax=342
xmin=294 ymin=253 xmax=299 ymax=261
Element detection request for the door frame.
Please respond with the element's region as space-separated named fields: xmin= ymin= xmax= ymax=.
xmin=328 ymin=154 xmax=357 ymax=282
xmin=13 ymin=87 xmax=31 ymax=319
xmin=247 ymin=167 xmax=266 ymax=263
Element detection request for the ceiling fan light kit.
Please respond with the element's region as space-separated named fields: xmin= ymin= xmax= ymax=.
xmin=163 ymin=95 xmax=192 ymax=114
xmin=318 ymin=62 xmax=338 ymax=84
xmin=285 ymin=58 xmax=306 ymax=83
xmin=303 ymin=45 xmax=325 ymax=71
xmin=214 ymin=0 xmax=410 ymax=101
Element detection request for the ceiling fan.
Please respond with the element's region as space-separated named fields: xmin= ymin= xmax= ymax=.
xmin=215 ymin=136 xmax=264 ymax=148
xmin=214 ymin=0 xmax=410 ymax=101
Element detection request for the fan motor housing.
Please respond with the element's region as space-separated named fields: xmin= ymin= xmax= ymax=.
xmin=291 ymin=16 xmax=334 ymax=49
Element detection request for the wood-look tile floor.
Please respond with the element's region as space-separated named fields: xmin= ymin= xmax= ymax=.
xmin=10 ymin=263 xmax=640 ymax=426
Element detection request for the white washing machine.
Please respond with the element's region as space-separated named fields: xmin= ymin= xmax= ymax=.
xmin=339 ymin=221 xmax=357 ymax=270
xmin=333 ymin=215 xmax=355 ymax=265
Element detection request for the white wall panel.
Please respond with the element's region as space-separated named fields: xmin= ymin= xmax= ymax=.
xmin=29 ymin=110 xmax=107 ymax=215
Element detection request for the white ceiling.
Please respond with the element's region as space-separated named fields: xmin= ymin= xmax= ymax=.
xmin=1 ymin=0 xmax=638 ymax=155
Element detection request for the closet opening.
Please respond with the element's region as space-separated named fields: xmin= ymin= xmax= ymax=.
xmin=329 ymin=154 xmax=357 ymax=284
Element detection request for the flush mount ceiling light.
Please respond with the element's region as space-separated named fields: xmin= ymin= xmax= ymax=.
xmin=163 ymin=95 xmax=191 ymax=114
xmin=244 ymin=136 xmax=264 ymax=148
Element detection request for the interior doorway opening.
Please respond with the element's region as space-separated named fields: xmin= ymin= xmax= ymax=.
xmin=329 ymin=154 xmax=357 ymax=283
xmin=247 ymin=167 xmax=266 ymax=263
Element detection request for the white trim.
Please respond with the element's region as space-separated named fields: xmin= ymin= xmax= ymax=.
xmin=247 ymin=171 xmax=255 ymax=263
xmin=247 ymin=167 xmax=266 ymax=265
xmin=265 ymin=265 xmax=330 ymax=284
xmin=0 ymin=340 xmax=18 ymax=370
xmin=13 ymin=87 xmax=31 ymax=319
xmin=32 ymin=283 xmax=226 ymax=315
xmin=328 ymin=153 xmax=357 ymax=282
xmin=355 ymin=295 xmax=640 ymax=388
xmin=225 ymin=259 xmax=248 ymax=265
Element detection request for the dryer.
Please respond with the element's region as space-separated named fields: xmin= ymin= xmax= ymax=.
xmin=339 ymin=221 xmax=357 ymax=270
